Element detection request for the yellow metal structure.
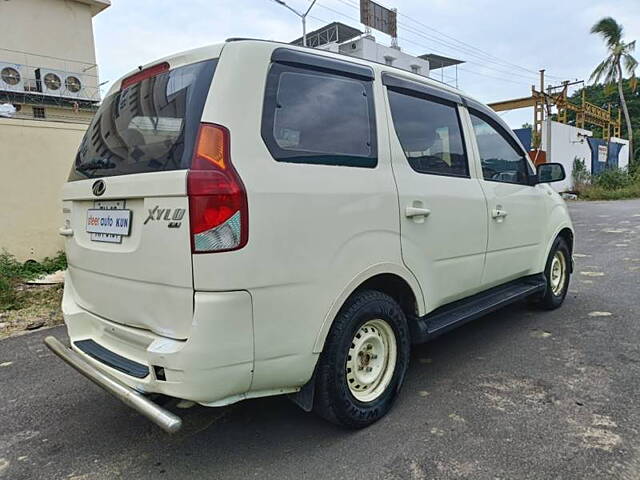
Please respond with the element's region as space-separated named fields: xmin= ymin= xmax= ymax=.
xmin=488 ymin=71 xmax=622 ymax=149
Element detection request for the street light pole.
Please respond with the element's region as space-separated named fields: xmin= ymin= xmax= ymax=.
xmin=272 ymin=0 xmax=317 ymax=47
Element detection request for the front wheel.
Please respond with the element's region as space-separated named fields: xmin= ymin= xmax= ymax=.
xmin=313 ymin=290 xmax=410 ymax=428
xmin=536 ymin=237 xmax=571 ymax=310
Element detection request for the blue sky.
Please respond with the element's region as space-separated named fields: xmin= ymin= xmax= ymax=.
xmin=93 ymin=0 xmax=639 ymax=129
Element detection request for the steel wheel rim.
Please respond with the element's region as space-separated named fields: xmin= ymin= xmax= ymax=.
xmin=345 ymin=319 xmax=397 ymax=402
xmin=550 ymin=251 xmax=567 ymax=296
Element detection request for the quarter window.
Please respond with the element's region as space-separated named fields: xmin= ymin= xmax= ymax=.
xmin=470 ymin=111 xmax=530 ymax=184
xmin=262 ymin=64 xmax=377 ymax=167
xmin=387 ymin=89 xmax=469 ymax=177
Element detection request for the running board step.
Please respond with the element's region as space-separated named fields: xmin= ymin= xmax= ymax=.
xmin=411 ymin=274 xmax=546 ymax=344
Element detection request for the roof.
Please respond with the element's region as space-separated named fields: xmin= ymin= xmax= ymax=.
xmin=419 ymin=53 xmax=464 ymax=69
xmin=69 ymin=0 xmax=111 ymax=16
xmin=290 ymin=22 xmax=363 ymax=47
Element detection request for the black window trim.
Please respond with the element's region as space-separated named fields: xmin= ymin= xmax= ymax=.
xmin=385 ymin=83 xmax=471 ymax=179
xmin=382 ymin=72 xmax=463 ymax=105
xmin=261 ymin=61 xmax=378 ymax=168
xmin=468 ymin=107 xmax=534 ymax=186
xmin=271 ymin=48 xmax=375 ymax=81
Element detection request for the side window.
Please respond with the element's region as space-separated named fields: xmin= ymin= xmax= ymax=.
xmin=387 ymin=89 xmax=468 ymax=177
xmin=470 ymin=111 xmax=530 ymax=184
xmin=261 ymin=63 xmax=377 ymax=168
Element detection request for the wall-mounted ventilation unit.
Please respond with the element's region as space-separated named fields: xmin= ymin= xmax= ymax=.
xmin=63 ymin=73 xmax=93 ymax=101
xmin=35 ymin=68 xmax=67 ymax=97
xmin=0 ymin=62 xmax=25 ymax=93
xmin=35 ymin=68 xmax=94 ymax=101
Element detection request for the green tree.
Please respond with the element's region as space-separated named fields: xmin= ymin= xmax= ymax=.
xmin=590 ymin=17 xmax=638 ymax=163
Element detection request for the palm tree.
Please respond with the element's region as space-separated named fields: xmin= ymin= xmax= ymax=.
xmin=590 ymin=17 xmax=637 ymax=162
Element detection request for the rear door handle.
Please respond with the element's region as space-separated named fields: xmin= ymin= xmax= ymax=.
xmin=58 ymin=227 xmax=74 ymax=237
xmin=491 ymin=208 xmax=508 ymax=219
xmin=405 ymin=206 xmax=431 ymax=218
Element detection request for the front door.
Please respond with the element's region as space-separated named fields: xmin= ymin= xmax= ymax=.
xmin=385 ymin=83 xmax=488 ymax=311
xmin=467 ymin=109 xmax=547 ymax=287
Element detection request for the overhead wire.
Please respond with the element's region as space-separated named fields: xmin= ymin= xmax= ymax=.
xmin=334 ymin=0 xmax=564 ymax=80
xmin=308 ymin=1 xmax=539 ymax=87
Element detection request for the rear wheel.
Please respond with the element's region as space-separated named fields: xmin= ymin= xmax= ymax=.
xmin=313 ymin=290 xmax=410 ymax=428
xmin=536 ymin=237 xmax=571 ymax=310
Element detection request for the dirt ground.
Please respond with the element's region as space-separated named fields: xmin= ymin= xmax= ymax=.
xmin=0 ymin=284 xmax=63 ymax=339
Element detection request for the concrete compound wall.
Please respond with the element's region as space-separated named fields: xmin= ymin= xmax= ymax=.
xmin=0 ymin=118 xmax=86 ymax=260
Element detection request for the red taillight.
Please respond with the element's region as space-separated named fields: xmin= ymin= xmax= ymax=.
xmin=121 ymin=62 xmax=170 ymax=90
xmin=187 ymin=124 xmax=248 ymax=253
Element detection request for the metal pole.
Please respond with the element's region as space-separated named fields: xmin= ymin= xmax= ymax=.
xmin=301 ymin=0 xmax=317 ymax=47
xmin=302 ymin=15 xmax=307 ymax=46
xmin=272 ymin=0 xmax=317 ymax=47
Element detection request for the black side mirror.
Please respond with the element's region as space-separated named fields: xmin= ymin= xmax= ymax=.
xmin=535 ymin=162 xmax=566 ymax=184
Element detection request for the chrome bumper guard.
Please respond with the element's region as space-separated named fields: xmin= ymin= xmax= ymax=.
xmin=44 ymin=336 xmax=182 ymax=434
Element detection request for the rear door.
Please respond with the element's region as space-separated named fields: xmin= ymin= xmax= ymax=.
xmin=384 ymin=75 xmax=488 ymax=310
xmin=61 ymin=57 xmax=218 ymax=340
xmin=467 ymin=107 xmax=547 ymax=286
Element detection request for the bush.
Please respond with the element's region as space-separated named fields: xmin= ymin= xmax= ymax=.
xmin=0 ymin=250 xmax=66 ymax=282
xmin=0 ymin=275 xmax=19 ymax=310
xmin=573 ymin=165 xmax=640 ymax=201
xmin=571 ymin=157 xmax=591 ymax=192
xmin=593 ymin=168 xmax=633 ymax=190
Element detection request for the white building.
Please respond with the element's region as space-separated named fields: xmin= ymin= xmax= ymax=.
xmin=0 ymin=0 xmax=110 ymax=260
xmin=291 ymin=22 xmax=462 ymax=82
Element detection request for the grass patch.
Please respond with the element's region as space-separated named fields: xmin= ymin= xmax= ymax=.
xmin=579 ymin=182 xmax=640 ymax=200
xmin=0 ymin=284 xmax=63 ymax=339
xmin=0 ymin=250 xmax=66 ymax=337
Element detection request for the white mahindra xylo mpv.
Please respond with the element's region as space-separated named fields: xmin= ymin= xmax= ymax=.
xmin=47 ymin=39 xmax=574 ymax=433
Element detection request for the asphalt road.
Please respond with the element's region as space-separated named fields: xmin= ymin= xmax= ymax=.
xmin=1 ymin=199 xmax=640 ymax=480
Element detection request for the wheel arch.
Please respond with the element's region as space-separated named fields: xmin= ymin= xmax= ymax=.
xmin=540 ymin=224 xmax=575 ymax=273
xmin=312 ymin=264 xmax=425 ymax=353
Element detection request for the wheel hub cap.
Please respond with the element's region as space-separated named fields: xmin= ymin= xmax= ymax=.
xmin=550 ymin=251 xmax=567 ymax=296
xmin=346 ymin=319 xmax=397 ymax=402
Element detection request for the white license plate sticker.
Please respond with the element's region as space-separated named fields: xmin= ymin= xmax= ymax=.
xmin=87 ymin=209 xmax=132 ymax=240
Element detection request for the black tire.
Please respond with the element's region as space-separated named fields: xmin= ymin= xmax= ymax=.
xmin=535 ymin=236 xmax=571 ymax=310
xmin=313 ymin=290 xmax=410 ymax=428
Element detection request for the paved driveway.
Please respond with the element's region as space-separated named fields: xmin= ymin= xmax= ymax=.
xmin=1 ymin=199 xmax=639 ymax=480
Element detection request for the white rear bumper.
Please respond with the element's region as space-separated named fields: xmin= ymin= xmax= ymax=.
xmin=61 ymin=275 xmax=254 ymax=405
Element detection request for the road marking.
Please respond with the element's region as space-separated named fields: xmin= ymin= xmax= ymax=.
xmin=588 ymin=311 xmax=612 ymax=317
xmin=580 ymin=271 xmax=604 ymax=277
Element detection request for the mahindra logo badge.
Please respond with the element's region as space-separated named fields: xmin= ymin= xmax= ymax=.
xmin=92 ymin=180 xmax=106 ymax=197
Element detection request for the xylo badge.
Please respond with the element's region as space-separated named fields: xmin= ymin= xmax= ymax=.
xmin=144 ymin=206 xmax=186 ymax=229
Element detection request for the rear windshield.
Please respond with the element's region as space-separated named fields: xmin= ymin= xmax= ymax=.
xmin=69 ymin=59 xmax=217 ymax=181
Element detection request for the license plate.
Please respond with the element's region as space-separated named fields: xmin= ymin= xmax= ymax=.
xmin=87 ymin=201 xmax=132 ymax=243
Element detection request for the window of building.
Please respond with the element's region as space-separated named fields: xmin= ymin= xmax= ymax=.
xmin=387 ymin=89 xmax=469 ymax=177
xmin=410 ymin=65 xmax=421 ymax=74
xmin=469 ymin=111 xmax=530 ymax=184
xmin=384 ymin=56 xmax=395 ymax=66
xmin=261 ymin=63 xmax=377 ymax=168
xmin=32 ymin=106 xmax=45 ymax=119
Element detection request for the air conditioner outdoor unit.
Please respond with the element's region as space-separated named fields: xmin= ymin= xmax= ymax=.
xmin=35 ymin=68 xmax=67 ymax=97
xmin=0 ymin=62 xmax=25 ymax=93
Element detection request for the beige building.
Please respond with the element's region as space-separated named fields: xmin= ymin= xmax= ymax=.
xmin=0 ymin=0 xmax=110 ymax=260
